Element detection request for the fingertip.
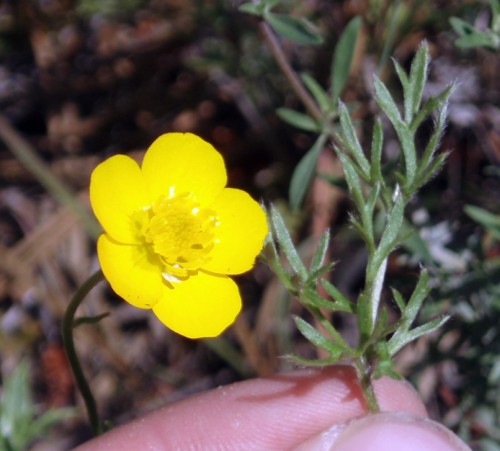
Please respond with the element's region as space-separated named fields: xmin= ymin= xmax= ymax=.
xmin=373 ymin=376 xmax=428 ymax=417
xmin=294 ymin=413 xmax=471 ymax=451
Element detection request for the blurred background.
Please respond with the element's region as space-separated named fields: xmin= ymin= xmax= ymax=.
xmin=0 ymin=0 xmax=498 ymax=449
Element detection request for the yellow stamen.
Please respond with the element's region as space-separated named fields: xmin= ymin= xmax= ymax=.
xmin=141 ymin=193 xmax=218 ymax=280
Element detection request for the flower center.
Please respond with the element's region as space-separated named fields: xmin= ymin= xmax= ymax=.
xmin=141 ymin=192 xmax=218 ymax=282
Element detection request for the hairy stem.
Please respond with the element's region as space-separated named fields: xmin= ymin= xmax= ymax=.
xmin=354 ymin=358 xmax=380 ymax=413
xmin=260 ymin=22 xmax=323 ymax=121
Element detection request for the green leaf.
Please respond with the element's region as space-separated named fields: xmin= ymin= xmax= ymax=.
xmin=301 ymin=73 xmax=331 ymax=113
xmin=396 ymin=121 xmax=417 ymax=187
xmin=309 ymin=228 xmax=331 ymax=274
xmin=339 ymin=154 xmax=365 ymax=211
xmin=306 ymin=261 xmax=336 ymax=283
xmin=331 ymin=16 xmax=362 ymax=102
xmin=388 ymin=315 xmax=450 ymax=355
xmin=285 ymin=354 xmax=342 ymax=367
xmin=418 ymin=101 xmax=448 ymax=170
xmin=376 ymin=186 xmax=405 ymax=262
xmin=410 ymin=84 xmax=454 ymax=133
xmin=289 ymin=133 xmax=328 ymax=211
xmin=293 ymin=316 xmax=343 ymax=357
xmin=372 ymin=340 xmax=403 ymax=380
xmin=415 ymin=152 xmax=448 ymax=189
xmin=364 ymin=182 xmax=380 ymax=223
xmin=407 ymin=42 xmax=430 ymax=121
xmin=449 ymin=17 xmax=477 ymax=37
xmin=276 ymin=107 xmax=320 ymax=132
xmin=357 ymin=292 xmax=373 ymax=339
xmin=270 ymin=204 xmax=308 ymax=281
xmin=456 ymin=33 xmax=497 ymax=50
xmin=391 ymin=288 xmax=405 ymax=313
xmin=321 ymin=279 xmax=355 ymax=313
xmin=374 ymin=76 xmax=417 ymax=186
xmin=264 ymin=11 xmax=323 ymax=45
xmin=73 ymin=312 xmax=110 ymax=327
xmin=387 ymin=270 xmax=449 ymax=356
xmin=0 ymin=362 xmax=32 ymax=449
xmin=374 ymin=75 xmax=402 ymax=128
xmin=30 ymin=408 xmax=75 ymax=441
xmin=404 ymin=270 xmax=431 ymax=327
xmin=370 ymin=118 xmax=384 ymax=183
xmin=393 ymin=60 xmax=411 ymax=122
xmin=338 ymin=102 xmax=371 ymax=178
xmin=300 ymin=288 xmax=345 ymax=312
xmin=238 ymin=3 xmax=264 ymax=16
xmin=465 ymin=205 xmax=500 ymax=239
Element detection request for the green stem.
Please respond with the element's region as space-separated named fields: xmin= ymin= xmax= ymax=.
xmin=354 ymin=358 xmax=380 ymax=413
xmin=62 ymin=269 xmax=104 ymax=436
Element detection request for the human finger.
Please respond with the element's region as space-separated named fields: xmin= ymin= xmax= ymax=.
xmin=294 ymin=412 xmax=471 ymax=451
xmin=76 ymin=366 xmax=428 ymax=450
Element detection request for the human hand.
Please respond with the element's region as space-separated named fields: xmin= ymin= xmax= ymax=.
xmin=76 ymin=366 xmax=470 ymax=450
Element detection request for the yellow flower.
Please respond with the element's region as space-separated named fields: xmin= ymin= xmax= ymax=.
xmin=90 ymin=133 xmax=268 ymax=338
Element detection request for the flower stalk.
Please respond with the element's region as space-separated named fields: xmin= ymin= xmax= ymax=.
xmin=62 ymin=269 xmax=104 ymax=436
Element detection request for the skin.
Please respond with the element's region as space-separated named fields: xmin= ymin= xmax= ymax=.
xmin=76 ymin=366 xmax=470 ymax=450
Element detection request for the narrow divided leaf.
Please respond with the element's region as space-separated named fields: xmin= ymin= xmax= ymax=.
xmin=415 ymin=152 xmax=448 ymax=189
xmin=376 ymin=186 xmax=405 ymax=261
xmin=393 ymin=59 xmax=411 ymax=122
xmin=339 ymin=154 xmax=365 ymax=211
xmin=396 ymin=121 xmax=417 ymax=186
xmin=417 ymin=103 xmax=448 ymax=180
xmin=370 ymin=118 xmax=384 ymax=183
xmin=374 ymin=75 xmax=402 ymax=127
xmin=338 ymin=102 xmax=371 ymax=177
xmin=285 ymin=354 xmax=342 ymax=367
xmin=388 ymin=315 xmax=450 ymax=355
xmin=293 ymin=316 xmax=343 ymax=357
xmin=301 ymin=288 xmax=345 ymax=312
xmin=391 ymin=288 xmax=406 ymax=313
xmin=410 ymin=84 xmax=454 ymax=133
xmin=270 ymin=205 xmax=308 ymax=281
xmin=321 ymin=279 xmax=355 ymax=313
xmin=408 ymin=42 xmax=430 ymax=121
xmin=404 ymin=270 xmax=431 ymax=327
xmin=309 ymin=228 xmax=331 ymax=273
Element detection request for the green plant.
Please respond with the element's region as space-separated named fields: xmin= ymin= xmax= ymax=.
xmin=450 ymin=0 xmax=500 ymax=51
xmin=241 ymin=1 xmax=454 ymax=409
xmin=0 ymin=361 xmax=74 ymax=451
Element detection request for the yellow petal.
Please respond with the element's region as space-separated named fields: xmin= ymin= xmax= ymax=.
xmin=152 ymin=272 xmax=241 ymax=338
xmin=141 ymin=133 xmax=227 ymax=205
xmin=90 ymin=155 xmax=150 ymax=244
xmin=202 ymin=188 xmax=268 ymax=275
xmin=97 ymin=234 xmax=164 ymax=309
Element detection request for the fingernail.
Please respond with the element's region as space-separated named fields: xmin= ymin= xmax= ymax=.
xmin=294 ymin=413 xmax=471 ymax=451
